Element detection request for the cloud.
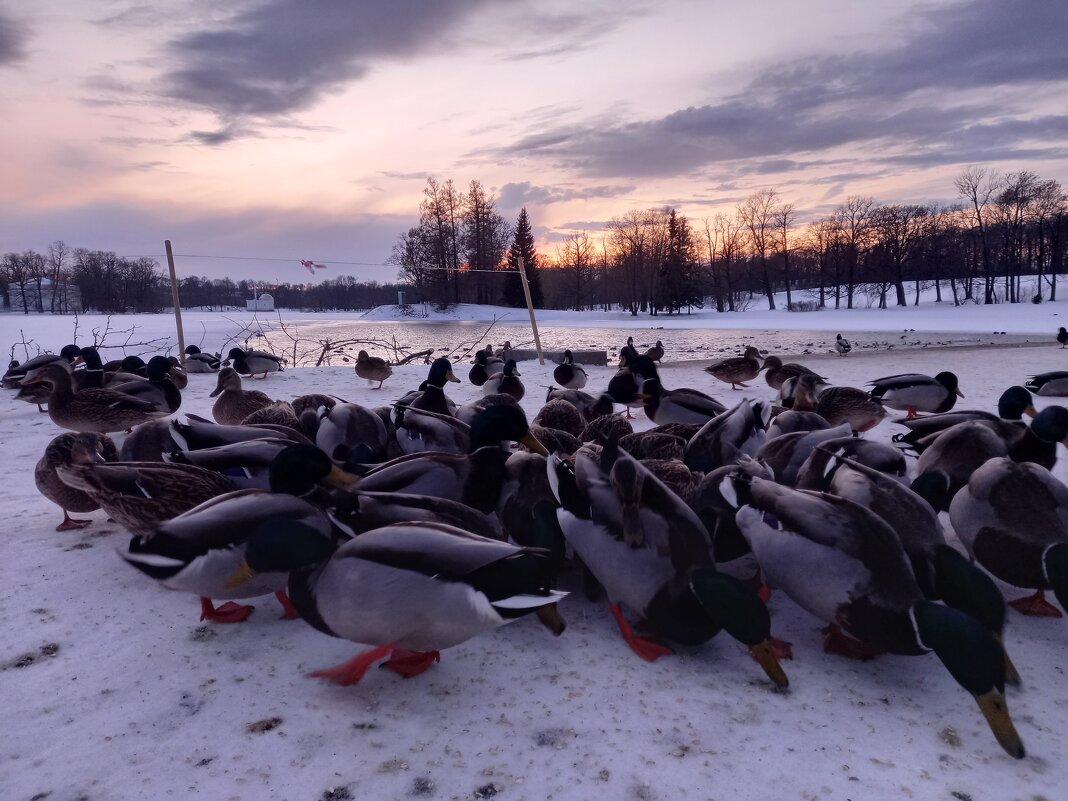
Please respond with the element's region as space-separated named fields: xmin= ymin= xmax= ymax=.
xmin=157 ymin=0 xmax=507 ymax=124
xmin=497 ymin=181 xmax=635 ymax=210
xmin=496 ymin=0 xmax=1068 ymax=178
xmin=0 ymin=10 xmax=28 ymax=66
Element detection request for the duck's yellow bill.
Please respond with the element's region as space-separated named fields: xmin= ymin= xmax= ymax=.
xmin=520 ymin=432 xmax=549 ymax=456
xmin=975 ymin=689 xmax=1025 ymax=759
xmin=749 ymin=639 xmax=789 ymax=689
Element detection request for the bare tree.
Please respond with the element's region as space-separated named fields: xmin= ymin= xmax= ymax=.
xmin=555 ymin=232 xmax=599 ymax=311
xmin=955 ymin=166 xmax=1001 ymax=304
xmin=873 ymin=204 xmax=929 ymax=307
xmin=833 ymin=196 xmax=877 ymax=309
xmin=739 ymin=189 xmax=779 ymax=309
xmin=773 ymin=201 xmax=796 ymax=309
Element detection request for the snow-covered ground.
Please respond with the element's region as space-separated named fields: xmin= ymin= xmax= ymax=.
xmin=2 ymin=302 xmax=1068 ymax=800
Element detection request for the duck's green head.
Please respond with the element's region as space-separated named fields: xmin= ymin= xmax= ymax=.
xmin=427 ymin=357 xmax=460 ymax=386
xmin=1043 ymin=543 xmax=1068 ymax=614
xmin=1031 ymin=405 xmax=1068 ymax=446
xmin=269 ymin=444 xmax=358 ymax=495
xmin=226 ymin=519 xmax=337 ymax=587
xmin=997 ymin=386 xmax=1035 ymax=420
xmin=226 ymin=347 xmax=246 ymax=360
xmin=912 ymin=600 xmax=1025 ymax=759
xmin=470 ymin=404 xmax=546 ymax=454
xmin=146 ymin=356 xmax=172 ymax=382
xmin=690 ymin=568 xmax=788 ymax=688
xmin=934 ymin=371 xmax=964 ymax=398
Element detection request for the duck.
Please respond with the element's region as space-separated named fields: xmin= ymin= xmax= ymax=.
xmin=891 ymin=386 xmax=1036 ymax=451
xmin=494 ymin=341 xmax=513 ymax=359
xmin=70 ymin=346 xmax=141 ymax=390
xmin=468 ymin=349 xmax=504 ymax=387
xmin=120 ymin=487 xmax=332 ymax=623
xmin=868 ymin=371 xmax=963 ymax=418
xmin=1058 ymin=327 xmax=1067 ymax=348
xmin=546 ymin=440 xmax=788 ymax=686
xmin=394 ymin=399 xmax=471 ymax=455
xmin=545 ymin=388 xmax=615 ymax=422
xmin=483 ymin=359 xmax=525 ymax=401
xmin=3 ymin=344 xmax=81 ymax=388
xmin=398 ymin=357 xmax=461 ymax=417
xmin=639 ymin=378 xmax=726 ymax=425
xmin=753 ymin=423 xmax=853 ymax=487
xmin=56 ymin=458 xmax=238 ymax=538
xmin=533 ymin=398 xmax=585 ymax=438
xmin=1024 ymin=370 xmax=1068 ymax=396
xmin=166 ymin=357 xmax=188 ymax=390
xmin=791 ymin=436 xmax=906 ymax=490
xmin=618 ymin=431 xmax=687 ymax=461
xmin=345 ymin=405 xmax=548 ymax=514
xmin=834 ymin=333 xmax=851 ymax=356
xmin=912 ymin=421 xmax=1010 ymax=511
xmin=793 ymin=374 xmax=886 ymax=432
xmin=228 ymin=519 xmax=566 ymax=684
xmin=226 ymin=347 xmax=283 ymax=378
xmin=950 ymin=456 xmax=1068 ymax=619
xmin=643 ymin=340 xmax=665 ymax=363
xmin=22 ymin=363 xmax=168 ymax=433
xmin=825 ymin=451 xmax=1018 ymax=683
xmin=553 ymin=350 xmax=588 ymax=390
xmin=166 ymin=438 xmax=299 ymax=490
xmin=608 ymin=353 xmax=658 ymax=419
xmin=242 ymin=401 xmax=302 ymax=433
xmin=183 ymin=345 xmax=221 ymax=373
xmin=777 ymin=374 xmax=831 ymax=409
xmin=107 ymin=355 xmax=183 ymax=413
xmin=210 ymin=367 xmax=274 ymax=425
xmin=315 ymin=402 xmax=389 ymax=463
xmin=761 ymin=356 xmax=823 ymax=391
xmin=456 ymin=393 xmax=521 ymax=427
xmin=579 ymin=413 xmax=633 ymax=444
xmin=355 ymin=350 xmax=392 ymax=389
xmin=171 ymin=414 xmax=313 ymax=452
xmin=683 ymin=399 xmax=770 ymax=473
xmin=766 ymin=409 xmax=831 ymax=439
xmin=15 ymin=376 xmax=53 ymax=412
xmin=704 ymin=346 xmax=762 ymax=390
xmin=728 ymin=475 xmax=1024 ymax=759
xmin=35 ymin=433 xmax=117 ymax=531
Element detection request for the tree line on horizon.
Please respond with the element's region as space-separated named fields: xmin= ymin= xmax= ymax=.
xmin=2 ymin=167 xmax=1065 ymax=315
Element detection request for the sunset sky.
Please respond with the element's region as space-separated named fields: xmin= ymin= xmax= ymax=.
xmin=1 ymin=0 xmax=1066 ymax=284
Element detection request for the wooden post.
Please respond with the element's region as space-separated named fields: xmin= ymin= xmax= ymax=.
xmin=165 ymin=240 xmax=187 ymax=366
xmin=517 ymin=257 xmax=543 ymax=365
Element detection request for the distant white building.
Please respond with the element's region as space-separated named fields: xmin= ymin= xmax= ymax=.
xmin=5 ymin=278 xmax=82 ymax=313
xmin=246 ymin=293 xmax=275 ymax=311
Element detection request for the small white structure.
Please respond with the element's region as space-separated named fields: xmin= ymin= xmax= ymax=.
xmin=246 ymin=293 xmax=275 ymax=311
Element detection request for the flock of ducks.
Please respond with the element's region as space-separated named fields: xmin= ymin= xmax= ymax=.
xmin=8 ymin=330 xmax=1068 ymax=762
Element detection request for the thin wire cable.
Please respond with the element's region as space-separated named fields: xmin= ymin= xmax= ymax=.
xmin=133 ymin=252 xmax=512 ymax=274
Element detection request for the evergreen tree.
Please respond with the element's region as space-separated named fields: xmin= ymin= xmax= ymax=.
xmin=656 ymin=209 xmax=703 ymax=313
xmin=502 ymin=208 xmax=543 ymax=307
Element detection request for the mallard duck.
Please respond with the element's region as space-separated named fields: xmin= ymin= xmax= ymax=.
xmin=950 ymin=456 xmax=1068 ymax=618
xmin=618 ymin=431 xmax=686 ymax=461
xmin=227 ymin=520 xmax=565 ymax=684
xmin=56 ymin=460 xmax=237 ymax=537
xmin=494 ymin=341 xmax=513 ymax=359
xmin=3 ymin=344 xmax=81 ymax=388
xmin=553 ymin=350 xmax=587 ymax=390
xmin=704 ymin=347 xmax=762 ymax=390
xmin=547 ymin=441 xmax=788 ymax=686
xmin=120 ymin=488 xmax=332 ymax=623
xmin=579 ymin=413 xmax=633 ymax=443
xmin=483 ymin=359 xmax=524 ymax=401
xmin=526 ymin=425 xmax=581 ymax=455
xmin=35 ymin=433 xmax=117 ymax=530
xmin=313 ymin=402 xmax=389 ymax=463
xmin=1024 ymin=370 xmax=1068 ymax=396
xmin=455 ymin=393 xmax=521 ymax=427
xmin=761 ymin=356 xmax=823 ymax=391
xmin=183 ymin=345 xmax=221 ymax=373
xmin=468 ymin=349 xmax=504 ymax=387
xmin=226 ymin=347 xmax=283 ymax=378
xmin=1058 ymin=327 xmax=1067 ymax=348
xmin=608 ymin=353 xmax=658 ymax=419
xmin=683 ymin=399 xmax=770 ymax=473
xmin=166 ymin=438 xmax=298 ymax=490
xmin=826 ymin=451 xmax=1018 ymax=682
xmin=792 ymin=436 xmax=906 ymax=490
xmin=23 ymin=363 xmax=167 ymax=433
xmin=643 ymin=340 xmax=665 ymax=363
xmin=639 ymin=378 xmax=726 ymax=425
xmin=533 ymin=398 xmax=585 ymax=437
xmin=292 ymin=393 xmax=338 ymax=438
xmin=793 ymin=374 xmax=886 ymax=432
xmin=545 ymin=388 xmax=615 ymax=422
xmin=777 ymin=374 xmax=831 ymax=409
xmin=241 ymin=401 xmax=301 ymax=433
xmin=120 ymin=419 xmax=180 ymax=462
xmin=868 ymin=372 xmax=963 ymax=417
xmin=166 ymin=357 xmax=188 ymax=390
xmin=70 ymin=346 xmax=140 ymax=390
xmin=210 ymin=367 xmax=274 ymax=425
xmin=394 ymin=400 xmax=471 ymax=455
xmin=497 ymin=451 xmax=567 ymax=574
xmin=171 ymin=415 xmax=313 ymax=451
xmin=108 ymin=355 xmax=183 ymax=413
xmin=730 ymin=476 xmax=1024 ymax=758
xmin=766 ymin=409 xmax=831 ymax=439
xmin=345 ymin=405 xmax=548 ymax=514
xmin=834 ymin=333 xmax=851 ymax=356
xmin=397 ymin=357 xmax=461 ymax=416
xmin=355 ymin=350 xmax=392 ymax=389
xmin=891 ymin=386 xmax=1036 ymax=451
xmin=753 ymin=423 xmax=853 ymax=487
xmin=912 ymin=421 xmax=1010 ymax=511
